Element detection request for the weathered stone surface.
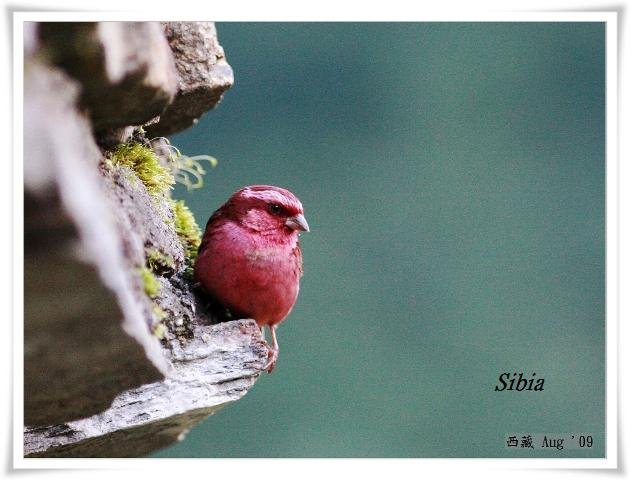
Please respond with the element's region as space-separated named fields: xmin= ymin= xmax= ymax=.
xmin=23 ymin=59 xmax=168 ymax=426
xmin=23 ymin=21 xmax=250 ymax=457
xmin=146 ymin=22 xmax=234 ymax=137
xmin=38 ymin=22 xmax=178 ymax=130
xmin=100 ymin=162 xmax=186 ymax=278
xmin=24 ymin=191 xmax=166 ymax=427
xmin=94 ymin=126 xmax=135 ymax=149
xmin=24 ymin=319 xmax=268 ymax=457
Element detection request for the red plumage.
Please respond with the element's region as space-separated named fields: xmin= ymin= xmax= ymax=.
xmin=194 ymin=185 xmax=309 ymax=373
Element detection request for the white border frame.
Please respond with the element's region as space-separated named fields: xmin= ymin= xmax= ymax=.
xmin=11 ymin=10 xmax=619 ymax=474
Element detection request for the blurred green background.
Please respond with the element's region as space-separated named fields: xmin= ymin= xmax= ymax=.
xmin=154 ymin=22 xmax=605 ymax=457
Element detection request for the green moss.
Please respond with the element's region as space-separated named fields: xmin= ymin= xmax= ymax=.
xmin=110 ymin=143 xmax=175 ymax=196
xmin=170 ymin=199 xmax=202 ymax=264
xmin=146 ymin=248 xmax=175 ymax=273
xmin=150 ymin=291 xmax=167 ymax=339
xmin=152 ymin=304 xmax=167 ymax=321
xmin=139 ymin=267 xmax=161 ymax=298
xmin=151 ymin=322 xmax=167 ymax=340
xmin=108 ymin=141 xmax=204 ymax=279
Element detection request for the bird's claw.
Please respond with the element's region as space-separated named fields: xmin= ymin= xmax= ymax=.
xmin=263 ymin=345 xmax=278 ymax=373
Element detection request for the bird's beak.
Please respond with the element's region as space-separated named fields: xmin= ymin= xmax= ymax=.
xmin=285 ymin=213 xmax=310 ymax=232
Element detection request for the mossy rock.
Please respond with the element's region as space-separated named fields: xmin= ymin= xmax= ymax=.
xmin=109 ymin=143 xmax=175 ymax=196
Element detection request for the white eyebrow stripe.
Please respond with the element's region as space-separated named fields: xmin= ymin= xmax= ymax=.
xmin=241 ymin=188 xmax=302 ymax=210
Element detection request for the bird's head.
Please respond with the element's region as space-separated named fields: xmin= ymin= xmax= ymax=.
xmin=225 ymin=185 xmax=309 ymax=235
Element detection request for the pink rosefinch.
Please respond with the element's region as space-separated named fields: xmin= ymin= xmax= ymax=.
xmin=194 ymin=185 xmax=309 ymax=373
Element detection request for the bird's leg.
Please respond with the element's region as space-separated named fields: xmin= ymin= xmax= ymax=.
xmin=263 ymin=325 xmax=279 ymax=373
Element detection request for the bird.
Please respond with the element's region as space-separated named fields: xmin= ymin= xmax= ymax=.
xmin=194 ymin=185 xmax=309 ymax=373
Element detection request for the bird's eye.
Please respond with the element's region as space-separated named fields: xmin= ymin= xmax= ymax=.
xmin=268 ymin=203 xmax=282 ymax=215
